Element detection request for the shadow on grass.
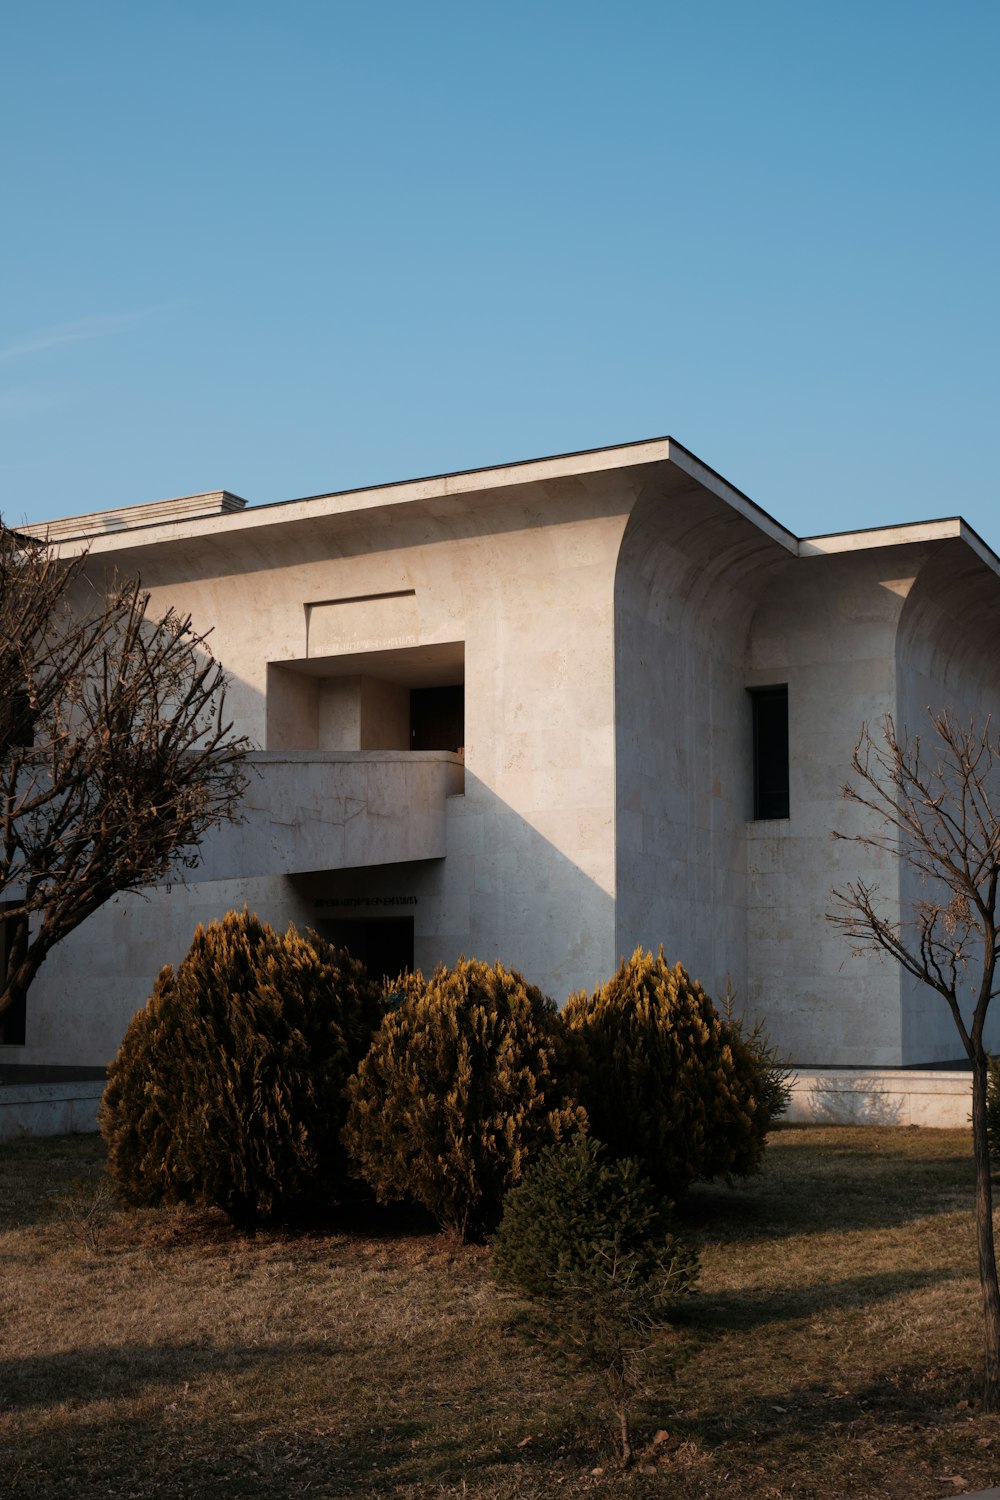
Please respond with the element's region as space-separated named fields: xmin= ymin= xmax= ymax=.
xmin=680 ymin=1153 xmax=977 ymax=1244
xmin=0 ymin=1133 xmax=445 ymax=1242
xmin=4 ymin=1409 xmax=435 ymax=1500
xmin=0 ymin=1134 xmax=107 ymax=1232
xmin=6 ymin=1335 xmax=990 ymax=1500
xmin=669 ymin=1360 xmax=983 ymax=1452
xmin=675 ymin=1265 xmax=963 ymax=1334
xmin=1 ymin=1370 xmax=571 ymax=1500
xmin=0 ymin=1337 xmax=342 ymax=1412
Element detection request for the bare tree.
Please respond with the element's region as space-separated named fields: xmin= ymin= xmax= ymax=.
xmin=0 ymin=521 xmax=250 ymax=1024
xmin=829 ymin=711 xmax=1000 ymax=1409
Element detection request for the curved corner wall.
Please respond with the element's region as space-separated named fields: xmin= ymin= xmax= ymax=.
xmin=612 ymin=472 xmax=787 ymax=1006
xmin=894 ymin=541 xmax=1000 ymax=1061
xmin=744 ymin=548 xmax=912 ymax=1064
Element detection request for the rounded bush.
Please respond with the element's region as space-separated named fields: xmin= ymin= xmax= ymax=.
xmin=492 ymin=1133 xmax=697 ymax=1301
xmin=563 ymin=947 xmax=776 ymax=1196
xmin=343 ymin=957 xmax=586 ymax=1239
xmin=100 ymin=908 xmax=383 ymax=1226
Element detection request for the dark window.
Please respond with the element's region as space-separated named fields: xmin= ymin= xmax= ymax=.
xmin=2 ymin=687 xmax=35 ymax=752
xmin=751 ymin=686 xmax=789 ymax=820
xmin=410 ymin=685 xmax=464 ymax=752
xmin=0 ymin=904 xmax=28 ymax=1045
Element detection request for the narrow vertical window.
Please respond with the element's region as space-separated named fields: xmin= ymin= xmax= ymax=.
xmin=1 ymin=686 xmax=35 ymax=752
xmin=0 ymin=904 xmax=28 ymax=1045
xmin=11 ymin=688 xmax=34 ymax=747
xmin=751 ymin=686 xmax=789 ymax=820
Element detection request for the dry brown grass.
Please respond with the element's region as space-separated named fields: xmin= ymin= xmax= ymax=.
xmin=2 ymin=1125 xmax=999 ymax=1498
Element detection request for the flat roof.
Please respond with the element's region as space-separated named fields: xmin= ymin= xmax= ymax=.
xmin=19 ymin=435 xmax=1000 ymax=578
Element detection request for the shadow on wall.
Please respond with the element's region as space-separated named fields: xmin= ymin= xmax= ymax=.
xmin=788 ymin=1074 xmax=905 ymax=1126
xmin=20 ymin=759 xmax=623 ymax=1070
xmin=289 ymin=764 xmax=619 ymax=1009
xmin=22 ymin=718 xmax=797 ymax=1062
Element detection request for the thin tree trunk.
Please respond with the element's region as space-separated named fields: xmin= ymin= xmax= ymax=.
xmin=618 ymin=1404 xmax=632 ymax=1468
xmin=971 ymin=1055 xmax=1000 ymax=1410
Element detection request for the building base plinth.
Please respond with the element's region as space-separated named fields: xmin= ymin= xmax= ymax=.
xmin=0 ymin=1081 xmax=104 ymax=1142
xmin=787 ymin=1067 xmax=972 ymax=1129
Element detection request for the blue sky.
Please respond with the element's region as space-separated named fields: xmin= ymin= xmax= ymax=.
xmin=2 ymin=1 xmax=997 ymax=541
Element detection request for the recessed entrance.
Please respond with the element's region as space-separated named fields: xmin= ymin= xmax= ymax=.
xmin=266 ymin=641 xmax=465 ymax=753
xmin=315 ymin=916 xmax=414 ymax=984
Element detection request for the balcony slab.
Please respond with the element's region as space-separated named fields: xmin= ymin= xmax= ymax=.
xmin=196 ymin=750 xmax=464 ymax=880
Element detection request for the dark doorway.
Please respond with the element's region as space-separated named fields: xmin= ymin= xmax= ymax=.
xmin=315 ymin=917 xmax=414 ymax=984
xmin=410 ymin=685 xmax=464 ymax=751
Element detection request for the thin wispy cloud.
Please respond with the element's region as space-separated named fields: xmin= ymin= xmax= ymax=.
xmin=0 ymin=302 xmax=186 ymax=362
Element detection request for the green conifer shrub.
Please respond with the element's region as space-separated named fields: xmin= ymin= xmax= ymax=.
xmin=563 ymin=948 xmax=777 ymax=1197
xmin=721 ymin=976 xmax=793 ymax=1125
xmin=492 ymin=1135 xmax=698 ymax=1466
xmin=492 ymin=1133 xmax=696 ymax=1298
xmin=100 ymin=908 xmax=383 ymax=1226
xmin=342 ymin=957 xmax=586 ymax=1240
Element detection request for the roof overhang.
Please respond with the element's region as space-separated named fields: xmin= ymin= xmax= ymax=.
xmin=30 ymin=436 xmax=800 ymax=559
xmin=22 ymin=435 xmax=999 ymax=582
xmin=801 ymin=517 xmax=1000 ymax=580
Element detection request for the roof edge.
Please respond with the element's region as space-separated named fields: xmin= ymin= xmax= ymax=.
xmin=21 ymin=438 xmax=999 ymax=580
xmin=800 ymin=517 xmax=1000 ymax=579
xmin=31 ymin=436 xmax=805 ymax=557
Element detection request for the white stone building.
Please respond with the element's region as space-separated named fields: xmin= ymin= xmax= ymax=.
xmin=7 ymin=435 xmax=1000 ymax=1075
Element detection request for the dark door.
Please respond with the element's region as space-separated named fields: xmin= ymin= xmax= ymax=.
xmin=410 ymin=685 xmax=464 ymax=751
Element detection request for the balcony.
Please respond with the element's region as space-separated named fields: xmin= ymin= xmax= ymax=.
xmin=194 ymin=750 xmax=464 ymax=882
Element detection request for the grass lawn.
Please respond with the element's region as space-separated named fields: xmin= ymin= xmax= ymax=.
xmin=2 ymin=1125 xmax=999 ymax=1498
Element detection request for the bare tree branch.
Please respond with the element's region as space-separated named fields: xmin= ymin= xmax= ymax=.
xmin=829 ymin=711 xmax=1000 ymax=1408
xmin=0 ymin=522 xmax=250 ymax=1020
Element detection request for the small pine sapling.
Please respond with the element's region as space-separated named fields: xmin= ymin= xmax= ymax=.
xmin=492 ymin=1135 xmax=698 ymax=1467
